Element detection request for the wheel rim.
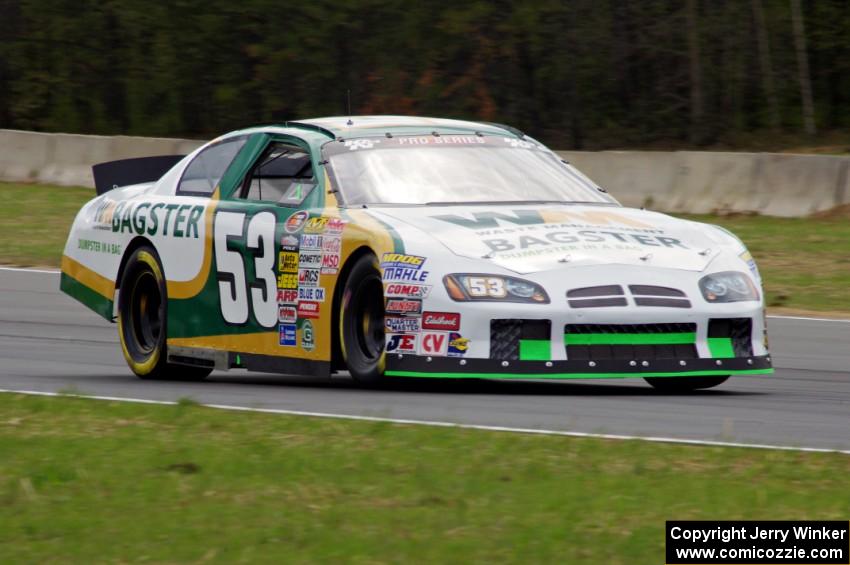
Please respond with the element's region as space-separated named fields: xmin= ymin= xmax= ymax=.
xmin=352 ymin=275 xmax=385 ymax=361
xmin=129 ymin=270 xmax=162 ymax=354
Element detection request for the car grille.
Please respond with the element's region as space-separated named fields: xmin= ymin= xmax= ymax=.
xmin=490 ymin=319 xmax=552 ymax=361
xmin=708 ymin=318 xmax=753 ymax=358
xmin=564 ymin=322 xmax=699 ymax=360
xmin=566 ymin=285 xmax=692 ymax=308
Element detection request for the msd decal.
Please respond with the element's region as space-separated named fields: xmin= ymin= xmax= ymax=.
xmin=422 ymin=312 xmax=461 ymax=331
xmin=419 ymin=332 xmax=448 ymax=356
xmin=321 ymin=253 xmax=340 ymax=274
xmin=386 ymin=333 xmax=418 ymax=353
xmin=385 ymin=298 xmax=422 ymax=314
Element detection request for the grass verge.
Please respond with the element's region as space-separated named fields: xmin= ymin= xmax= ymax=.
xmin=0 ymin=182 xmax=847 ymax=312
xmin=1 ymin=393 xmax=849 ymax=563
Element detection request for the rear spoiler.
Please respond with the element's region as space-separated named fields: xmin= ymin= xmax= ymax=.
xmin=92 ymin=155 xmax=185 ymax=195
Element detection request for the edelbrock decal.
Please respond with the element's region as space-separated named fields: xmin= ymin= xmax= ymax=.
xmin=422 ymin=312 xmax=460 ymax=331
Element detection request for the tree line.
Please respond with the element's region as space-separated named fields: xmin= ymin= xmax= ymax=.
xmin=0 ymin=0 xmax=847 ymax=149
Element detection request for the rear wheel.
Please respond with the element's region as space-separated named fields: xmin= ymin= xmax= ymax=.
xmin=339 ymin=254 xmax=386 ymax=384
xmin=644 ymin=375 xmax=729 ymax=391
xmin=118 ymin=247 xmax=211 ymax=381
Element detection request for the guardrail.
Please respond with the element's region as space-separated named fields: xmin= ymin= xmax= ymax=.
xmin=1 ymin=129 xmax=847 ymax=217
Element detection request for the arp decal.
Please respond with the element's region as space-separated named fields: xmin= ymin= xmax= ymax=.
xmin=277 ymin=289 xmax=298 ymax=304
xmin=422 ymin=312 xmax=461 ymax=331
xmin=384 ymin=317 xmax=421 ymax=333
xmin=447 ymin=332 xmax=470 ymax=357
xmin=297 ymin=301 xmax=321 ymax=319
xmin=284 ymin=210 xmax=309 ymax=233
xmin=279 ymin=323 xmax=297 ymax=346
xmin=419 ymin=332 xmax=448 ymax=356
xmin=385 ymin=283 xmax=431 ymax=298
xmin=385 ymin=298 xmax=422 ymax=314
xmin=278 ymin=305 xmax=297 ymax=324
xmin=386 ymin=333 xmax=418 ymax=353
xmin=298 ymin=268 xmax=320 ymax=287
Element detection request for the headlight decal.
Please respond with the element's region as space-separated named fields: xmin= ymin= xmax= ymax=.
xmin=444 ymin=274 xmax=550 ymax=303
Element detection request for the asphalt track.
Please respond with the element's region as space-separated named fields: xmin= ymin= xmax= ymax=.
xmin=1 ymin=268 xmax=848 ymax=451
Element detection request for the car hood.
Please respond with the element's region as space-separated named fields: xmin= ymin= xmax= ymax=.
xmin=370 ymin=204 xmax=733 ymax=274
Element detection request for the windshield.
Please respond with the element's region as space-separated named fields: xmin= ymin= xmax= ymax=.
xmin=324 ymin=135 xmax=617 ymax=206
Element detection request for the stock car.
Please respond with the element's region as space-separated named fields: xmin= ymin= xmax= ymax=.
xmin=60 ymin=116 xmax=772 ymax=390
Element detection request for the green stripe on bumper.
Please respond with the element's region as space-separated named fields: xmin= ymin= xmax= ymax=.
xmin=564 ymin=332 xmax=696 ymax=345
xmin=60 ymin=272 xmax=114 ymax=321
xmin=707 ymin=337 xmax=735 ymax=358
xmin=519 ymin=339 xmax=550 ymax=361
xmin=386 ymin=369 xmax=773 ymax=379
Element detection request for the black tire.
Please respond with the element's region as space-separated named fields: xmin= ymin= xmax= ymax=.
xmin=644 ymin=375 xmax=729 ymax=391
xmin=118 ymin=246 xmax=211 ymax=381
xmin=339 ymin=254 xmax=386 ymax=384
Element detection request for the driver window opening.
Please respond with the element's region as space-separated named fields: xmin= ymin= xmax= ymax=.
xmin=240 ymin=142 xmax=316 ymax=204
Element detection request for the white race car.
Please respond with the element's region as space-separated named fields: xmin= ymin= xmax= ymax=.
xmin=60 ymin=116 xmax=772 ymax=390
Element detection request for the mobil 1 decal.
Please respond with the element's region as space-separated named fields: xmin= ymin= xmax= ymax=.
xmin=214 ymin=210 xmax=278 ymax=328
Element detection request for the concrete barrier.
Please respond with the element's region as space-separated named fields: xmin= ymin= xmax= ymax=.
xmin=0 ymin=129 xmax=204 ymax=188
xmin=2 ymin=129 xmax=848 ymax=216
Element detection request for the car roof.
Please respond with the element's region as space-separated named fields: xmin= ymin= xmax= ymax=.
xmin=288 ymin=115 xmax=522 ymax=139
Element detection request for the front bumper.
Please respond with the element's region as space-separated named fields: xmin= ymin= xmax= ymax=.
xmin=385 ymin=353 xmax=772 ymax=379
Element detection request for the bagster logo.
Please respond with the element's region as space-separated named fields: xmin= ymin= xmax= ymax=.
xmin=422 ymin=312 xmax=460 ymax=331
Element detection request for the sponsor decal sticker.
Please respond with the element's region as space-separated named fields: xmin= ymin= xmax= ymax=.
xmin=298 ymin=268 xmax=321 ymax=287
xmin=300 ymin=234 xmax=322 ymax=250
xmin=325 ymin=217 xmax=345 ymax=234
xmin=447 ymin=332 xmax=470 ymax=357
xmin=111 ymin=202 xmax=205 ymax=238
xmin=277 ymin=272 xmax=298 ymax=290
xmin=381 ymin=253 xmax=426 ymax=269
xmin=298 ymin=287 xmax=326 ymax=302
xmin=419 ymin=332 xmax=448 ymax=356
xmin=384 ymin=317 xmax=421 ymax=333
xmin=301 ymin=319 xmax=315 ymax=351
xmin=277 ymin=289 xmax=298 ymax=304
xmin=278 ymin=305 xmax=297 ymax=324
xmin=422 ymin=312 xmax=461 ymax=331
xmin=284 ymin=210 xmax=309 ymax=233
xmin=384 ymin=283 xmax=431 ymax=298
xmin=299 ymin=250 xmax=323 ymax=268
xmin=280 ymin=234 xmax=299 ymax=251
xmin=297 ymin=301 xmax=321 ymax=319
xmin=304 ymin=217 xmax=330 ymax=234
xmin=385 ymin=298 xmax=422 ymax=314
xmin=386 ymin=333 xmax=418 ymax=353
xmin=278 ymin=251 xmax=299 ymax=274
xmin=279 ymin=324 xmax=297 ymax=346
xmin=321 ymin=236 xmax=341 ymax=254
xmin=320 ymin=253 xmax=340 ymax=274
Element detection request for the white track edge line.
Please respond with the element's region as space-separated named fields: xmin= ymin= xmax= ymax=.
xmin=1 ymin=388 xmax=847 ymax=456
xmin=0 ymin=266 xmax=60 ymax=274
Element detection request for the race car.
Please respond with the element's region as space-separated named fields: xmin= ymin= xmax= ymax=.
xmin=60 ymin=116 xmax=772 ymax=390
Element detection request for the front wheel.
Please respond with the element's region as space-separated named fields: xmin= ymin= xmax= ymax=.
xmin=117 ymin=247 xmax=211 ymax=381
xmin=339 ymin=254 xmax=386 ymax=384
xmin=644 ymin=375 xmax=729 ymax=391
